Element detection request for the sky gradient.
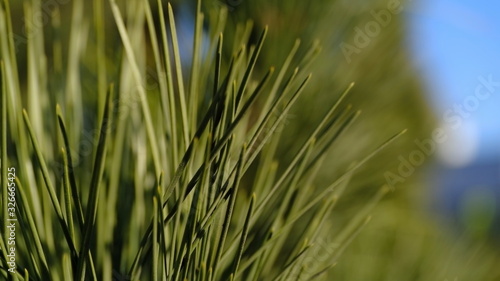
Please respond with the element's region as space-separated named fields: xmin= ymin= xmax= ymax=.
xmin=407 ymin=0 xmax=500 ymax=166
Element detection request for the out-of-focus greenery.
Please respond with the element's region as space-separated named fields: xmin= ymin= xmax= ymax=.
xmin=1 ymin=0 xmax=499 ymax=280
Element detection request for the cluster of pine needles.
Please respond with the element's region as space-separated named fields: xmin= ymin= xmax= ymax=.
xmin=0 ymin=0 xmax=404 ymax=280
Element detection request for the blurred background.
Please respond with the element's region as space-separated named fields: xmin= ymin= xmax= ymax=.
xmin=407 ymin=0 xmax=500 ymax=239
xmin=5 ymin=0 xmax=500 ymax=280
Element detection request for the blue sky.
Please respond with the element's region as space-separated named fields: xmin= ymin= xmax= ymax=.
xmin=406 ymin=0 xmax=500 ymax=165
